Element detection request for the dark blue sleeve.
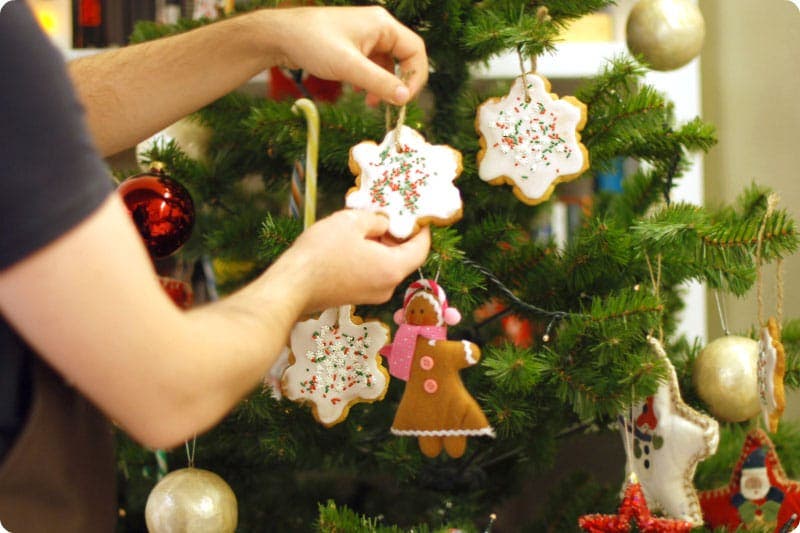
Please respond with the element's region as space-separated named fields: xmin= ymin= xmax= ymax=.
xmin=0 ymin=0 xmax=113 ymax=270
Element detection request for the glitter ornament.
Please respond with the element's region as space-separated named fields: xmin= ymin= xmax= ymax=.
xmin=579 ymin=473 xmax=692 ymax=532
xmin=145 ymin=468 xmax=237 ymax=533
xmin=118 ymin=163 xmax=195 ymax=258
xmin=626 ymin=0 xmax=705 ymax=71
xmin=692 ymin=335 xmax=760 ymax=422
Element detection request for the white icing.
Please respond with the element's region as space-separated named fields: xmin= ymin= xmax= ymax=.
xmin=428 ymin=339 xmax=436 ymax=346
xmin=758 ymin=326 xmax=778 ymax=414
xmin=391 ymin=427 xmax=496 ymax=438
xmin=283 ymin=305 xmax=389 ymax=426
xmin=346 ymin=125 xmax=463 ymax=239
xmin=463 ymin=340 xmax=477 ymax=365
xmin=477 ymin=74 xmax=587 ymax=202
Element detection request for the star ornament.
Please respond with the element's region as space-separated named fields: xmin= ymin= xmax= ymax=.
xmin=579 ymin=474 xmax=693 ymax=532
xmin=476 ymin=72 xmax=589 ymax=205
xmin=282 ymin=305 xmax=390 ymax=427
xmin=618 ymin=337 xmax=719 ymax=525
xmin=346 ymin=125 xmax=463 ymax=240
xmin=699 ymin=428 xmax=800 ymax=531
xmin=758 ymin=317 xmax=787 ymax=433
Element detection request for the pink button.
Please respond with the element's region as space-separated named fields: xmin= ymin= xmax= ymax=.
xmin=423 ymin=379 xmax=438 ymax=394
xmin=420 ymin=356 xmax=435 ymax=370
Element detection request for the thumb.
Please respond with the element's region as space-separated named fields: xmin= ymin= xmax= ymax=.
xmin=347 ymin=209 xmax=390 ymax=238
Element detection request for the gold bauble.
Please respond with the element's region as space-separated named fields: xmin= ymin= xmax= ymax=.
xmin=145 ymin=468 xmax=238 ymax=533
xmin=626 ymin=0 xmax=705 ymax=71
xmin=692 ymin=336 xmax=760 ymax=422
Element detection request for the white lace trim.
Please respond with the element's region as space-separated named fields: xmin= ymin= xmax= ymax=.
xmin=391 ymin=427 xmax=496 ymax=438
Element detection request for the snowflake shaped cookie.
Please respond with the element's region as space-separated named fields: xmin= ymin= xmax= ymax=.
xmin=476 ymin=73 xmax=589 ymax=205
xmin=758 ymin=317 xmax=786 ymax=433
xmin=619 ymin=337 xmax=719 ymax=526
xmin=346 ymin=125 xmax=463 ymax=239
xmin=282 ymin=305 xmax=390 ymax=427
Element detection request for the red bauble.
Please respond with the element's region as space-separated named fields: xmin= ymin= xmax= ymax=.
xmin=118 ymin=163 xmax=194 ymax=258
xmin=579 ymin=476 xmax=692 ymax=532
xmin=158 ymin=276 xmax=193 ymax=309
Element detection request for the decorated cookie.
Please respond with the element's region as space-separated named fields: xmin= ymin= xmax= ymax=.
xmin=380 ymin=279 xmax=494 ymax=458
xmin=476 ymin=73 xmax=589 ymax=205
xmin=282 ymin=305 xmax=390 ymax=427
xmin=758 ymin=317 xmax=786 ymax=433
xmin=345 ymin=125 xmax=463 ymax=239
xmin=619 ymin=337 xmax=719 ymax=526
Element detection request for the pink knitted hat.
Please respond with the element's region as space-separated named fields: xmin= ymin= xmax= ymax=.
xmin=393 ymin=279 xmax=462 ymax=326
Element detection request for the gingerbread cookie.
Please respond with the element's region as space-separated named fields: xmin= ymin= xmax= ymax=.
xmin=476 ymin=73 xmax=589 ymax=205
xmin=758 ymin=317 xmax=786 ymax=433
xmin=282 ymin=305 xmax=390 ymax=427
xmin=380 ymin=279 xmax=494 ymax=458
xmin=345 ymin=125 xmax=463 ymax=240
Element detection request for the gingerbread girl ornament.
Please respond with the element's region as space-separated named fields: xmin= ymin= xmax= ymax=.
xmin=381 ymin=279 xmax=495 ymax=458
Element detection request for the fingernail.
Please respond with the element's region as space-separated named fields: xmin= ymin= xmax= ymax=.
xmin=394 ymin=85 xmax=410 ymax=104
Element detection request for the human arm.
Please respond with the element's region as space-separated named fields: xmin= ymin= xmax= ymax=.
xmin=67 ymin=5 xmax=428 ymax=156
xmin=0 ymin=200 xmax=429 ymax=450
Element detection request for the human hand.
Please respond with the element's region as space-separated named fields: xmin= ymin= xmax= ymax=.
xmin=263 ymin=6 xmax=428 ymax=105
xmin=273 ymin=209 xmax=430 ymax=313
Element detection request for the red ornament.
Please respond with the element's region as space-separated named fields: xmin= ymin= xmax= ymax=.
xmin=118 ymin=163 xmax=194 ymax=258
xmin=699 ymin=428 xmax=800 ymax=532
xmin=579 ymin=475 xmax=692 ymax=532
xmin=158 ymin=276 xmax=193 ymax=309
xmin=268 ymin=67 xmax=342 ymax=103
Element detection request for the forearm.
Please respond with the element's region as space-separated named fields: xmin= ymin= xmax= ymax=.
xmin=67 ymin=9 xmax=286 ymax=156
xmin=0 ymin=195 xmax=310 ymax=449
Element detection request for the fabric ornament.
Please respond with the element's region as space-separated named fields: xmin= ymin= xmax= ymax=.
xmin=579 ymin=473 xmax=693 ymax=532
xmin=619 ymin=336 xmax=719 ymax=526
xmin=759 ymin=317 xmax=787 ymax=433
xmin=381 ymin=279 xmax=494 ymax=458
xmin=699 ymin=428 xmax=800 ymax=531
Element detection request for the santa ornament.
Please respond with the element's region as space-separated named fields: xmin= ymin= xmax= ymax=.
xmin=380 ymin=279 xmax=494 ymax=458
xmin=699 ymin=428 xmax=800 ymax=531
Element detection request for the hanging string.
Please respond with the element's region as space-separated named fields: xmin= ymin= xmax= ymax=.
xmin=185 ymin=434 xmax=197 ymax=468
xmin=755 ymin=193 xmax=779 ymax=326
xmin=777 ymin=257 xmax=784 ymax=332
xmin=713 ymin=289 xmax=731 ymax=336
xmin=517 ymin=46 xmax=532 ymax=103
xmin=644 ymin=252 xmax=664 ymax=342
xmin=386 ymin=69 xmax=414 ymax=151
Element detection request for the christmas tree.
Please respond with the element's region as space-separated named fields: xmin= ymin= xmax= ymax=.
xmin=117 ymin=1 xmax=800 ymax=531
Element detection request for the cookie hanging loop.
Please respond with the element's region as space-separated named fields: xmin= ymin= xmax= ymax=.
xmin=390 ymin=69 xmax=414 ymax=152
xmin=291 ymin=98 xmax=320 ymax=229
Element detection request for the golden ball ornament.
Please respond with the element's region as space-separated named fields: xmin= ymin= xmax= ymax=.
xmin=692 ymin=335 xmax=760 ymax=422
xmin=145 ymin=468 xmax=238 ymax=533
xmin=626 ymin=0 xmax=706 ymax=71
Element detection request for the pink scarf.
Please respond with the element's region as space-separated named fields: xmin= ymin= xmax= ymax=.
xmin=380 ymin=324 xmax=447 ymax=381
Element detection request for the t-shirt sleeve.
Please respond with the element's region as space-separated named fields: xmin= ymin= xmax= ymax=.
xmin=0 ymin=0 xmax=114 ymax=270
